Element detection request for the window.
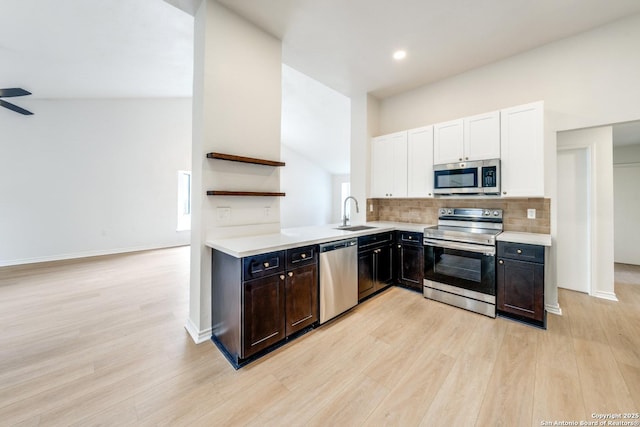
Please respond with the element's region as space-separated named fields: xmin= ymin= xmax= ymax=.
xmin=340 ymin=181 xmax=351 ymax=220
xmin=177 ymin=170 xmax=191 ymax=231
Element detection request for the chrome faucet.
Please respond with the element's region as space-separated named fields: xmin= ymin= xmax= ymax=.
xmin=342 ymin=196 xmax=359 ymax=227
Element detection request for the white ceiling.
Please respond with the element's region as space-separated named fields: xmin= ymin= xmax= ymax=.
xmin=217 ymin=0 xmax=640 ymax=98
xmin=3 ymin=0 xmax=639 ymax=170
xmin=5 ymin=0 xmax=640 ymax=100
xmin=0 ymin=0 xmax=193 ymax=98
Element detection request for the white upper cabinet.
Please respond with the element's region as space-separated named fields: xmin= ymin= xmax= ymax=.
xmin=407 ymin=126 xmax=434 ymax=197
xmin=500 ymin=101 xmax=544 ymax=197
xmin=464 ymin=111 xmax=501 ymax=161
xmin=433 ymin=119 xmax=464 ymax=164
xmin=371 ymin=131 xmax=408 ymax=198
xmin=434 ymin=112 xmax=500 ymax=164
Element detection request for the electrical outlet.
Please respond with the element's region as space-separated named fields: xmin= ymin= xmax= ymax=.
xmin=217 ymin=207 xmax=231 ymax=220
xmin=527 ymin=209 xmax=536 ymax=219
xmin=369 ymin=204 xmax=373 ymax=212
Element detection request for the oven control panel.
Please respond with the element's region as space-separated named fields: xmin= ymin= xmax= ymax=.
xmin=438 ymin=207 xmax=503 ymax=220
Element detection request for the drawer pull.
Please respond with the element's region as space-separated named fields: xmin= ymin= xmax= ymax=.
xmin=301 ymin=253 xmax=307 ymax=259
xmin=398 ymin=244 xmax=402 ymax=248
xmin=516 ymin=249 xmax=522 ymax=254
xmin=288 ymin=272 xmax=293 ymax=277
xmin=263 ymin=262 xmax=270 ymax=268
xmin=499 ymin=260 xmax=504 ymax=265
xmin=408 ymin=236 xmax=412 ymax=240
xmin=280 ymin=275 xmax=285 ymax=280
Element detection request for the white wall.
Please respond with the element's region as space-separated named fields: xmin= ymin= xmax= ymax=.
xmin=280 ymin=145 xmax=332 ymax=228
xmin=0 ymin=98 xmax=191 ymax=266
xmin=374 ymin=13 xmax=640 ymax=309
xmin=281 ymin=64 xmax=351 ymax=177
xmin=349 ymin=94 xmax=380 ymax=225
xmin=613 ymin=144 xmax=640 ymax=164
xmin=331 ymin=174 xmax=350 ymax=223
xmin=613 ymin=143 xmax=640 ymax=265
xmin=280 ymin=63 xmax=351 ymax=229
xmin=188 ymin=0 xmax=282 ymax=342
xmin=558 ymin=127 xmax=615 ymax=300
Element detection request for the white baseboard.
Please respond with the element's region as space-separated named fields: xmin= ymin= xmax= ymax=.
xmin=592 ymin=290 xmax=619 ymax=302
xmin=0 ymin=243 xmax=189 ymax=267
xmin=184 ymin=318 xmax=212 ymax=344
xmin=545 ymin=303 xmax=563 ymax=316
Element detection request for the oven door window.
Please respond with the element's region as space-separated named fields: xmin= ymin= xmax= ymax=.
xmin=434 ymin=167 xmax=477 ymax=189
xmin=424 ymin=245 xmax=495 ymax=296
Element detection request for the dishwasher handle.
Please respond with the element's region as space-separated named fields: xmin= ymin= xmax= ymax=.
xmin=319 ymin=238 xmax=358 ymax=252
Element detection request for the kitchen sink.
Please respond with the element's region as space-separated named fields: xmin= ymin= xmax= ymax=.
xmin=335 ymin=225 xmax=378 ymax=232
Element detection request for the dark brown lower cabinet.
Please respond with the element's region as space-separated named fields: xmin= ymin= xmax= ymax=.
xmin=497 ymin=241 xmax=546 ymax=328
xmin=211 ymin=245 xmax=318 ymax=368
xmin=243 ymin=274 xmax=286 ymax=357
xmin=284 ymin=263 xmax=318 ymax=336
xmin=358 ymin=232 xmax=394 ymax=301
xmin=395 ymin=231 xmax=424 ymax=292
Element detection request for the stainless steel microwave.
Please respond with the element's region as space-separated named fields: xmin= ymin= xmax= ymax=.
xmin=433 ymin=159 xmax=500 ymax=195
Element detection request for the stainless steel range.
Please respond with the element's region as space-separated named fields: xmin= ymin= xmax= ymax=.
xmin=423 ymin=207 xmax=503 ymax=317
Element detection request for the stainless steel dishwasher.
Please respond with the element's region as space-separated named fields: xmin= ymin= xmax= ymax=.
xmin=319 ymin=238 xmax=358 ymax=324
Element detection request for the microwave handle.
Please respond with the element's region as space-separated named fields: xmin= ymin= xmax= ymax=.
xmin=423 ymin=238 xmax=496 ymax=256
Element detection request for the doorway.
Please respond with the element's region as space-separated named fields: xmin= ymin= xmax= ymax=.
xmin=557 ymin=147 xmax=590 ymax=293
xmin=613 ymin=161 xmax=640 ymax=265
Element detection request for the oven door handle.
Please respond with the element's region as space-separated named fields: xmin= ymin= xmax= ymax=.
xmin=423 ymin=238 xmax=496 ymax=256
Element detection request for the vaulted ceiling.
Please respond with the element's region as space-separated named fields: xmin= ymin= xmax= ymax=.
xmin=0 ymin=0 xmax=193 ymax=98
xmin=4 ymin=0 xmax=640 ymax=100
xmin=2 ymin=0 xmax=638 ymax=165
xmin=216 ymin=0 xmax=640 ymax=98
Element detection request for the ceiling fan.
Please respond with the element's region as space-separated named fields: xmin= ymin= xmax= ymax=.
xmin=0 ymin=88 xmax=34 ymax=115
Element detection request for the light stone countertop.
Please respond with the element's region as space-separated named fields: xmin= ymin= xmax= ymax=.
xmin=206 ymin=221 xmax=433 ymax=258
xmin=497 ymin=231 xmax=552 ymax=247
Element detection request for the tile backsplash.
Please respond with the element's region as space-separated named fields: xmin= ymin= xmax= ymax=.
xmin=367 ymin=197 xmax=550 ymax=234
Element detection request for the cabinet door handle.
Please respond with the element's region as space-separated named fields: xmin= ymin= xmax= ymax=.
xmin=503 ymin=191 xmax=507 ymax=195
xmin=517 ymin=249 xmax=522 ymax=254
xmin=301 ymin=253 xmax=307 ymax=259
xmin=459 ymin=158 xmax=462 ymax=161
xmin=288 ymin=271 xmax=293 ymax=277
xmin=280 ymin=274 xmax=285 ymax=280
xmin=499 ymin=260 xmax=504 ymax=265
xmin=397 ymin=244 xmax=401 ymax=248
xmin=263 ymin=262 xmax=270 ymax=268
xmin=465 ymin=157 xmax=468 ymax=160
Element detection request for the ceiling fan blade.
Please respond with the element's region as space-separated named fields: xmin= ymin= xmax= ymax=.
xmin=0 ymin=88 xmax=31 ymax=98
xmin=0 ymin=99 xmax=34 ymax=115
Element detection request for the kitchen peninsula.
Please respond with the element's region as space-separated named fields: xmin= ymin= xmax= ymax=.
xmin=208 ymin=218 xmax=551 ymax=368
xmin=207 ymin=221 xmax=430 ymax=368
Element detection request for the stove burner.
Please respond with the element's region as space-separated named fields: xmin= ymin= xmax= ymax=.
xmin=424 ymin=207 xmax=503 ymax=245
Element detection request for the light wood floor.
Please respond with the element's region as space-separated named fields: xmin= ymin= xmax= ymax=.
xmin=1 ymin=247 xmax=638 ymax=426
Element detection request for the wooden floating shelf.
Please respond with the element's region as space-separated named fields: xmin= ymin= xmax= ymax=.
xmin=206 ymin=191 xmax=286 ymax=197
xmin=206 ymin=152 xmax=285 ymax=167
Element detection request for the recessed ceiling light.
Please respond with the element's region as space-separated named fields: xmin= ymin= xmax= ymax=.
xmin=393 ymin=50 xmax=407 ymax=60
